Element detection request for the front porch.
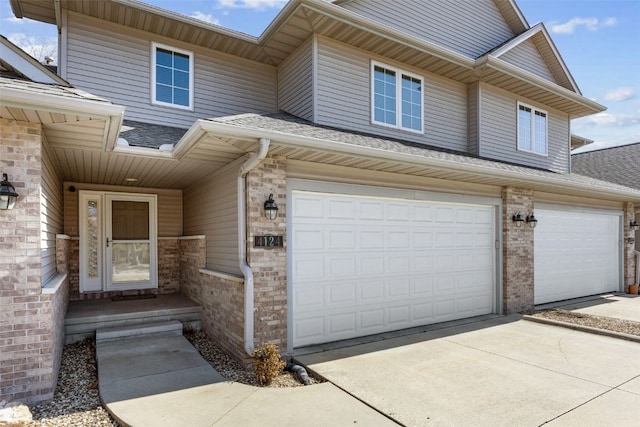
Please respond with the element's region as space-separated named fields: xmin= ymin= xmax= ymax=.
xmin=64 ymin=293 xmax=202 ymax=344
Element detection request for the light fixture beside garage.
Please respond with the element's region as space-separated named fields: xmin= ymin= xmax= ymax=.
xmin=512 ymin=212 xmax=524 ymax=227
xmin=631 ymin=220 xmax=639 ymax=231
xmin=526 ymin=214 xmax=538 ymax=228
xmin=0 ymin=173 xmax=19 ymax=210
xmin=264 ymin=194 xmax=278 ymax=221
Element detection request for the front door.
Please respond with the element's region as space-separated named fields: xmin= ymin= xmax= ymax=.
xmin=79 ymin=191 xmax=158 ymax=292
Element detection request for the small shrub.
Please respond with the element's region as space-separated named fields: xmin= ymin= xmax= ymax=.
xmin=252 ymin=343 xmax=285 ymax=385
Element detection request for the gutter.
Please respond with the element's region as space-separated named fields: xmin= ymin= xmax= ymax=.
xmin=198 ymin=120 xmax=640 ymax=203
xmin=237 ymin=138 xmax=270 ymax=356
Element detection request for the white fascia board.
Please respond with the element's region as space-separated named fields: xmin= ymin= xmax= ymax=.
xmin=196 ymin=120 xmax=640 ymax=202
xmin=0 ymin=39 xmax=68 ymax=85
xmin=266 ymin=0 xmax=475 ymax=69
xmin=488 ymin=23 xmax=580 ymax=95
xmin=479 ymin=56 xmax=606 ymax=116
xmin=0 ymin=86 xmax=125 ymax=118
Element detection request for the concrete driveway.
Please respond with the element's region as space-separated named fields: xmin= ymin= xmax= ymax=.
xmin=296 ymin=314 xmax=640 ymax=426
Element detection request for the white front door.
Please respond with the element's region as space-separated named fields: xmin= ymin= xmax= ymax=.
xmin=79 ymin=191 xmax=158 ymax=292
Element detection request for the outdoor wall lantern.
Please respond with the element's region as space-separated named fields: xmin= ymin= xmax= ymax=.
xmin=264 ymin=193 xmax=278 ymax=221
xmin=0 ymin=173 xmax=19 ymax=210
xmin=526 ymin=214 xmax=538 ymax=228
xmin=631 ymin=220 xmax=639 ymax=231
xmin=512 ymin=212 xmax=524 ymax=228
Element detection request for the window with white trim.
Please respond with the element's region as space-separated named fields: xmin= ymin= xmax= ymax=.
xmin=371 ymin=62 xmax=424 ymax=133
xmin=151 ymin=42 xmax=194 ymax=110
xmin=517 ymin=102 xmax=547 ymax=155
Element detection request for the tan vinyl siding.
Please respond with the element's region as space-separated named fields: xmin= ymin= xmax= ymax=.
xmin=478 ymin=84 xmax=569 ymax=173
xmin=500 ymin=39 xmax=556 ymax=83
xmin=64 ymin=183 xmax=182 ymax=237
xmin=315 ymin=37 xmax=468 ymax=152
xmin=278 ymin=37 xmax=313 ymax=121
xmin=183 ymin=159 xmax=242 ymax=275
xmin=65 ymin=13 xmax=277 ymax=128
xmin=338 ymin=0 xmax=514 ymax=58
xmin=41 ymin=141 xmax=64 ymax=285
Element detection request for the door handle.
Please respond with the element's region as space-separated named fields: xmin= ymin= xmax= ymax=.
xmin=106 ymin=237 xmax=111 ymax=247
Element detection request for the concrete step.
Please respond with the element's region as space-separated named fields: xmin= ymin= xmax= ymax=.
xmin=97 ymin=320 xmax=183 ymax=342
xmin=64 ymin=295 xmax=201 ymax=344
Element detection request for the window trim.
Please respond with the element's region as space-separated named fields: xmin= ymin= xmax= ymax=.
xmin=150 ymin=42 xmax=194 ymax=111
xmin=370 ymin=61 xmax=424 ymax=134
xmin=516 ymin=101 xmax=548 ymax=156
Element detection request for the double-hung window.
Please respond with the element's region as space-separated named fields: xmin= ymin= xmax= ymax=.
xmin=371 ymin=61 xmax=424 ymax=133
xmin=517 ymin=102 xmax=547 ymax=155
xmin=151 ymin=42 xmax=194 ymax=110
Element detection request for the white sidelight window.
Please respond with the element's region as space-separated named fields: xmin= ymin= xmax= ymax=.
xmin=517 ymin=102 xmax=547 ymax=155
xmin=151 ymin=42 xmax=194 ymax=110
xmin=371 ymin=61 xmax=424 ymax=133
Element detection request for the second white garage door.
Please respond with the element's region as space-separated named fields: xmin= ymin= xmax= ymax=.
xmin=534 ymin=206 xmax=621 ymax=305
xmin=290 ymin=189 xmax=496 ymax=347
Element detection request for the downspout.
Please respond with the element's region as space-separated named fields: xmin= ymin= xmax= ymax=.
xmin=238 ymin=138 xmax=270 ymax=356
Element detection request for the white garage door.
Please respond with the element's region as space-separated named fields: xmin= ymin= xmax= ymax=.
xmin=290 ymin=189 xmax=496 ymax=347
xmin=534 ymin=206 xmax=621 ymax=305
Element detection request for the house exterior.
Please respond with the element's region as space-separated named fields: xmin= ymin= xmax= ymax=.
xmin=2 ymin=0 xmax=639 ymax=404
xmin=572 ymin=143 xmax=640 ymax=251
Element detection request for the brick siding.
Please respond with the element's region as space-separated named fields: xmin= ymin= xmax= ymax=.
xmin=502 ymin=186 xmax=535 ymax=313
xmin=246 ymin=156 xmax=288 ymax=351
xmin=624 ymin=202 xmax=637 ymax=290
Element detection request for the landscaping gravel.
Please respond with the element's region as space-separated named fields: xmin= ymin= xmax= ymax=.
xmin=526 ymin=309 xmax=640 ymax=336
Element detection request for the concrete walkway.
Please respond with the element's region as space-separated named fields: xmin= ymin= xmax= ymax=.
xmin=96 ymin=322 xmax=396 ymax=426
xmin=537 ymin=293 xmax=640 ymax=322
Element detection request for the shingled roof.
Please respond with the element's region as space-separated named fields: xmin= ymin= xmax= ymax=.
xmin=206 ymin=112 xmax=640 ymax=198
xmin=572 ymin=143 xmax=640 ymax=191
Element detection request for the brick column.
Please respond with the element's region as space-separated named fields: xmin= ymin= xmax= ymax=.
xmin=502 ymin=187 xmax=535 ymax=313
xmin=246 ymin=156 xmax=287 ymax=350
xmin=0 ymin=119 xmax=54 ymax=404
xmin=623 ymin=202 xmax=637 ymax=291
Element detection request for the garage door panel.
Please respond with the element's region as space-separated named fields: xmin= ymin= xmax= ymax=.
xmin=534 ymin=207 xmax=620 ymax=304
xmin=292 ymin=190 xmax=496 ymax=347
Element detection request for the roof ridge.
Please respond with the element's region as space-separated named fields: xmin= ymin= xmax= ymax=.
xmin=572 ymin=142 xmax=640 ymax=155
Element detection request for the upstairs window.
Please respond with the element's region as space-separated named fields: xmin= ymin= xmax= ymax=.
xmin=151 ymin=42 xmax=194 ymax=110
xmin=517 ymin=102 xmax=547 ymax=155
xmin=371 ymin=61 xmax=423 ymax=133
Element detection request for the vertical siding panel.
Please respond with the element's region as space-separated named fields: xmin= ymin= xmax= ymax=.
xmin=500 ymin=39 xmax=556 ymax=83
xmin=478 ymin=84 xmax=569 ymax=173
xmin=65 ymin=13 xmax=277 ymax=128
xmin=183 ymin=160 xmax=242 ymax=275
xmin=315 ymin=37 xmax=468 ymax=152
xmin=41 ymin=141 xmax=64 ymax=284
xmin=278 ymin=37 xmax=313 ymax=121
xmin=468 ymin=82 xmax=479 ymax=156
xmin=64 ymin=184 xmax=182 ymax=237
xmin=339 ymin=0 xmax=514 ymax=57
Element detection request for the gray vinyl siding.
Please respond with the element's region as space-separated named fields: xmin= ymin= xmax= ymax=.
xmin=183 ymin=163 xmax=239 ymax=275
xmin=41 ymin=141 xmax=64 ymax=285
xmin=500 ymin=39 xmax=556 ymax=83
xmin=278 ymin=37 xmax=313 ymax=121
xmin=338 ymin=0 xmax=514 ymax=58
xmin=468 ymin=82 xmax=479 ymax=156
xmin=64 ymin=184 xmax=183 ymax=238
xmin=478 ymin=84 xmax=569 ymax=173
xmin=315 ymin=37 xmax=468 ymax=152
xmin=65 ymin=13 xmax=277 ymax=128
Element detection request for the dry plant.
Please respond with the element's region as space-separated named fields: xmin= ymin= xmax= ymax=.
xmin=252 ymin=343 xmax=285 ymax=386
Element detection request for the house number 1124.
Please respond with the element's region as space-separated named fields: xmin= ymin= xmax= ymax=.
xmin=254 ymin=235 xmax=283 ymax=248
